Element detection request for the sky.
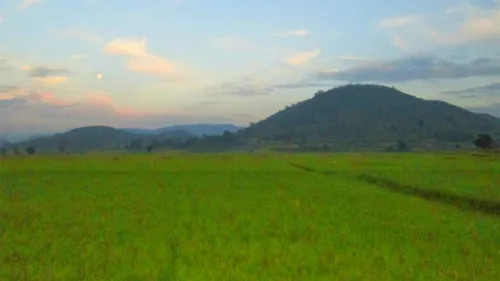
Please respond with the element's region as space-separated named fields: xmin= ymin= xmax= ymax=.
xmin=1 ymin=0 xmax=500 ymax=136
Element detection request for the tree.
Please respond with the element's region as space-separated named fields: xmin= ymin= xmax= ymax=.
xmin=26 ymin=146 xmax=36 ymax=155
xmin=0 ymin=147 xmax=6 ymax=156
xmin=58 ymin=141 xmax=68 ymax=153
xmin=145 ymin=145 xmax=153 ymax=153
xmin=474 ymin=134 xmax=495 ymax=149
xmin=397 ymin=140 xmax=408 ymax=152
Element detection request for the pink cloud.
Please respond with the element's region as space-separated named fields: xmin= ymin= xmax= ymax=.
xmin=103 ymin=39 xmax=186 ymax=80
xmin=0 ymin=87 xmax=231 ymax=134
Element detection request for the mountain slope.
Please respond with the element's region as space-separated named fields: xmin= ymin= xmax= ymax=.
xmin=241 ymin=84 xmax=500 ymax=144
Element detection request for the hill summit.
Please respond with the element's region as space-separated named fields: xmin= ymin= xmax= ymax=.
xmin=242 ymin=84 xmax=500 ymax=147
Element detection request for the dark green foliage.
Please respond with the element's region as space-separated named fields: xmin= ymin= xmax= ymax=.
xmin=474 ymin=134 xmax=495 ymax=149
xmin=58 ymin=141 xmax=68 ymax=154
xmin=397 ymin=140 xmax=408 ymax=152
xmin=145 ymin=145 xmax=153 ymax=153
xmin=26 ymin=146 xmax=36 ymax=155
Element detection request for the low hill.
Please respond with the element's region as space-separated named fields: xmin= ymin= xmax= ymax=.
xmin=122 ymin=123 xmax=244 ymax=136
xmin=241 ymin=84 xmax=500 ymax=149
xmin=10 ymin=126 xmax=196 ymax=153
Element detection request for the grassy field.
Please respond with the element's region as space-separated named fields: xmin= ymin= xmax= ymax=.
xmin=1 ymin=152 xmax=499 ymax=280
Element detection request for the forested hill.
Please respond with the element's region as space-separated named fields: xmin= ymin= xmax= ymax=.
xmin=240 ymin=84 xmax=500 ymax=144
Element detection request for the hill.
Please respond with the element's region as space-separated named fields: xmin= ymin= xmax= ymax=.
xmin=9 ymin=126 xmax=196 ymax=153
xmin=241 ymin=84 xmax=500 ymax=150
xmin=122 ymin=123 xmax=244 ymax=136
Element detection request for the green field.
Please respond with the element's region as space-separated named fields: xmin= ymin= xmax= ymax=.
xmin=1 ymin=152 xmax=499 ymax=280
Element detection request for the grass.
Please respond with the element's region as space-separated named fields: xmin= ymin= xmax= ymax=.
xmin=1 ymin=152 xmax=500 ymax=280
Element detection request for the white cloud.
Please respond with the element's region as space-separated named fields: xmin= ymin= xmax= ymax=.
xmin=381 ymin=2 xmax=500 ymax=51
xmin=19 ymin=0 xmax=44 ymax=9
xmin=104 ymin=38 xmax=186 ymax=80
xmin=287 ymin=49 xmax=321 ymax=66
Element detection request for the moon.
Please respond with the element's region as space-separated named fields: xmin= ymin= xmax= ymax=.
xmin=96 ymin=73 xmax=103 ymax=80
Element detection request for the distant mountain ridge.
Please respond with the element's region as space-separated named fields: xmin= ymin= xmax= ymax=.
xmin=122 ymin=123 xmax=245 ymax=136
xmin=8 ymin=126 xmax=196 ymax=152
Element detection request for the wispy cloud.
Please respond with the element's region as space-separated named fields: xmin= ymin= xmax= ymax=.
xmin=0 ymin=58 xmax=11 ymax=71
xmin=271 ymin=29 xmax=311 ymax=37
xmin=206 ymin=83 xmax=274 ymax=97
xmin=19 ymin=0 xmax=44 ymax=9
xmin=335 ymin=55 xmax=375 ymax=62
xmin=52 ymin=29 xmax=104 ymax=43
xmin=383 ymin=2 xmax=500 ymax=50
xmin=316 ymin=55 xmax=500 ymax=82
xmin=69 ymin=54 xmax=88 ymax=61
xmin=442 ymin=82 xmax=500 ymax=98
xmin=287 ymin=49 xmax=321 ymax=66
xmin=23 ymin=65 xmax=72 ymax=86
xmin=468 ymin=103 xmax=500 ymax=118
xmin=104 ymin=38 xmax=186 ymax=81
xmin=376 ymin=16 xmax=418 ymax=28
xmin=272 ymin=81 xmax=332 ymax=89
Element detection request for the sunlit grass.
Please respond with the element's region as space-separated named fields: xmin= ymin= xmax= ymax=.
xmin=1 ymin=152 xmax=499 ymax=280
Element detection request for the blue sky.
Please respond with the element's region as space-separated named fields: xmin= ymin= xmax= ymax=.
xmin=1 ymin=0 xmax=500 ymax=135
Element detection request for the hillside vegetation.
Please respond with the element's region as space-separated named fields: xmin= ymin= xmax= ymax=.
xmin=242 ymin=84 xmax=500 ymax=149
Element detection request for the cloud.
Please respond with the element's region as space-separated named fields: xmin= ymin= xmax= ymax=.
xmin=271 ymin=29 xmax=311 ymax=37
xmin=316 ymin=54 xmax=500 ymax=82
xmin=210 ymin=37 xmax=259 ymax=51
xmin=0 ymin=88 xmax=232 ymax=134
xmin=27 ymin=66 xmax=71 ymax=78
xmin=104 ymin=38 xmax=185 ymax=80
xmin=0 ymin=85 xmax=19 ymax=93
xmin=0 ymin=58 xmax=11 ymax=71
xmin=468 ymin=103 xmax=500 ymax=118
xmin=272 ymin=82 xmax=333 ymax=89
xmin=69 ymin=54 xmax=88 ymax=60
xmin=287 ymin=49 xmax=321 ymax=66
xmin=441 ymin=82 xmax=500 ymax=98
xmin=376 ymin=16 xmax=418 ymax=28
xmin=391 ymin=35 xmax=409 ymax=51
xmin=52 ymin=29 xmax=103 ymax=43
xmin=386 ymin=2 xmax=500 ymax=50
xmin=335 ymin=55 xmax=375 ymax=62
xmin=23 ymin=65 xmax=72 ymax=86
xmin=206 ymin=83 xmax=274 ymax=97
xmin=19 ymin=0 xmax=43 ymax=9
